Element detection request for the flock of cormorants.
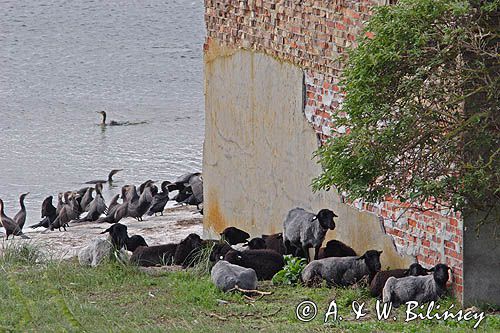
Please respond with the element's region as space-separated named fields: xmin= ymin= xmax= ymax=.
xmin=0 ymin=170 xmax=203 ymax=240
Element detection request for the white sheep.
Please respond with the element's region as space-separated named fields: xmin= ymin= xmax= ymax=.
xmin=211 ymin=260 xmax=257 ymax=292
xmin=382 ymin=263 xmax=450 ymax=307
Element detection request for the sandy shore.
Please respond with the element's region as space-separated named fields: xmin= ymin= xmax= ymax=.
xmin=1 ymin=205 xmax=203 ymax=260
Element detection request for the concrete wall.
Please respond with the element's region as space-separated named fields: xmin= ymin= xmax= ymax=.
xmin=203 ymin=45 xmax=413 ymax=270
xmin=204 ymin=0 xmax=465 ymax=300
xmin=463 ymin=212 xmax=500 ymax=306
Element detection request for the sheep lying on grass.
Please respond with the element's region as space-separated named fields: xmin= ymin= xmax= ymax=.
xmin=318 ymin=240 xmax=357 ymax=259
xmin=125 ymin=235 xmax=148 ymax=252
xmin=246 ymin=237 xmax=267 ymax=250
xmin=130 ymin=244 xmax=178 ymax=267
xmin=100 ymin=223 xmax=128 ymax=250
xmin=224 ymin=249 xmax=284 ymax=280
xmin=173 ymin=233 xmax=203 ymax=268
xmin=370 ymin=263 xmax=429 ymax=298
xmin=209 ymin=242 xmax=232 ymax=262
xmin=100 ymin=223 xmax=148 ymax=252
xmin=382 ymin=263 xmax=450 ymax=307
xmin=220 ymin=227 xmax=250 ymax=245
xmin=211 ymin=260 xmax=257 ymax=292
xmin=302 ymin=250 xmax=382 ymax=287
xmin=283 ymin=208 xmax=337 ymax=262
xmin=262 ymin=233 xmax=287 ymax=255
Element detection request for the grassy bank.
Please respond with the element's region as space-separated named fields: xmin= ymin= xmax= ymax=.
xmin=0 ymin=243 xmax=498 ymax=332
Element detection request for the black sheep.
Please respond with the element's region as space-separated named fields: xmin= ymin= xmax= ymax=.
xmin=100 ymin=223 xmax=128 ymax=250
xmin=126 ymin=235 xmax=148 ymax=252
xmin=173 ymin=233 xmax=203 ymax=267
xmin=370 ymin=263 xmax=430 ymax=298
xmin=247 ymin=237 xmax=267 ymax=250
xmin=262 ymin=233 xmax=288 ymax=255
xmin=209 ymin=242 xmax=233 ymax=262
xmin=224 ymin=249 xmax=285 ymax=280
xmin=220 ymin=227 xmax=250 ymax=245
xmin=130 ymin=244 xmax=178 ymax=267
xmin=318 ymin=239 xmax=357 ymax=259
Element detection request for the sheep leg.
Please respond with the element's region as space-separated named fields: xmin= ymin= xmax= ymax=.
xmin=313 ymin=245 xmax=321 ymax=260
xmin=302 ymin=246 xmax=311 ymax=262
xmin=284 ymin=240 xmax=293 ymax=255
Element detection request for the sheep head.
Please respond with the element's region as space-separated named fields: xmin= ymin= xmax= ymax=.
xmin=315 ymin=209 xmax=337 ymax=230
xmin=358 ymin=250 xmax=383 ymax=273
xmin=429 ymin=263 xmax=450 ymax=288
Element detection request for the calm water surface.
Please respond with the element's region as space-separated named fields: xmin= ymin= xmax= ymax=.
xmin=0 ymin=0 xmax=205 ymax=229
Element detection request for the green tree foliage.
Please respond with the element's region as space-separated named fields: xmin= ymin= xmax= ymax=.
xmin=313 ymin=0 xmax=499 ymax=215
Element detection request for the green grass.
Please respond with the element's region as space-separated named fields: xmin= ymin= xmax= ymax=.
xmin=0 ymin=247 xmax=498 ymax=332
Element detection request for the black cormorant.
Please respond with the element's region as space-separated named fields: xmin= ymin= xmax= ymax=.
xmin=30 ymin=195 xmax=57 ymax=229
xmin=147 ymin=181 xmax=171 ymax=216
xmin=0 ymin=199 xmax=29 ymax=239
xmin=13 ymin=192 xmax=29 ymax=230
xmin=85 ymin=169 xmax=123 ymax=185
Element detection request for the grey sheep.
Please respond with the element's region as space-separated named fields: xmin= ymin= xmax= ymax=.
xmin=382 ymin=263 xmax=450 ymax=307
xmin=283 ymin=207 xmax=337 ymax=261
xmin=211 ymin=260 xmax=258 ymax=292
xmin=370 ymin=263 xmax=429 ymax=298
xmin=224 ymin=249 xmax=285 ymax=280
xmin=302 ymin=250 xmax=382 ymax=287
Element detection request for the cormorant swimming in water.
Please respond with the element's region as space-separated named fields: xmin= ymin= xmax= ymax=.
xmin=13 ymin=192 xmax=29 ymax=231
xmin=96 ymin=111 xmax=147 ymax=127
xmin=85 ymin=169 xmax=123 ymax=185
xmin=0 ymin=199 xmax=29 ymax=239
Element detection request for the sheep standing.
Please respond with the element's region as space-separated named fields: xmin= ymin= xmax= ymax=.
xmin=224 ymin=249 xmax=285 ymax=280
xmin=211 ymin=260 xmax=258 ymax=292
xmin=302 ymin=250 xmax=382 ymax=287
xmin=382 ymin=263 xmax=450 ymax=307
xmin=370 ymin=263 xmax=429 ymax=298
xmin=130 ymin=244 xmax=178 ymax=267
xmin=283 ymin=208 xmax=337 ymax=261
xmin=318 ymin=240 xmax=357 ymax=259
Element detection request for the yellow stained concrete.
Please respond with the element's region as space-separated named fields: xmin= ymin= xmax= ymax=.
xmin=203 ymin=42 xmax=414 ymax=270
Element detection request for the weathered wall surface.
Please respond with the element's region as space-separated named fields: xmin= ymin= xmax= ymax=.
xmin=463 ymin=213 xmax=500 ymax=306
xmin=204 ymin=45 xmax=413 ymax=270
xmin=204 ymin=0 xmax=466 ymax=301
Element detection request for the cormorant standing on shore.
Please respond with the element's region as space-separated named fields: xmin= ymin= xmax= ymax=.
xmin=0 ymin=199 xmax=30 ymax=239
xmin=147 ymin=181 xmax=171 ymax=216
xmin=13 ymin=192 xmax=29 ymax=230
xmin=30 ymin=195 xmax=57 ymax=229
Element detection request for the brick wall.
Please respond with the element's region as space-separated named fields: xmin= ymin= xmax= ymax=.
xmin=205 ymin=0 xmax=464 ymax=300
